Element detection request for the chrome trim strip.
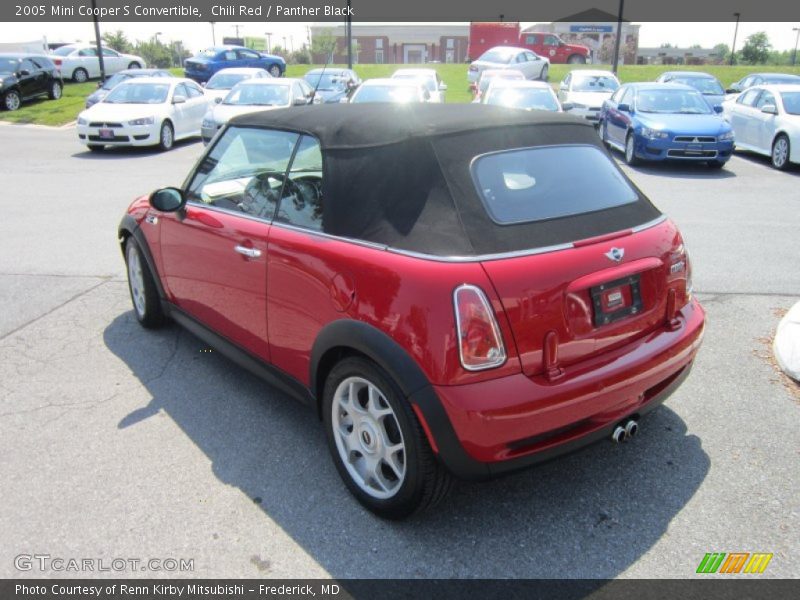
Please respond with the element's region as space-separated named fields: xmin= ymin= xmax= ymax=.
xmin=631 ymin=214 xmax=667 ymax=233
xmin=270 ymin=220 xmax=389 ymax=252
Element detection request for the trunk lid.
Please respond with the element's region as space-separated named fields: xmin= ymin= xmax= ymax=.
xmin=481 ymin=218 xmax=689 ymax=377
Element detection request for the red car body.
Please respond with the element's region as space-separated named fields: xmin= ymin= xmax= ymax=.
xmin=120 ymin=104 xmax=704 ymax=514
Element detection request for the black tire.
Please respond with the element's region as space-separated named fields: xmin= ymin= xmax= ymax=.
xmin=268 ymin=64 xmax=282 ymax=78
xmin=87 ymin=144 xmax=105 ymax=152
xmin=158 ymin=120 xmax=174 ymax=151
xmin=567 ymin=54 xmax=586 ymax=64
xmin=771 ymin=134 xmax=791 ymax=171
xmin=323 ymin=356 xmax=453 ymax=519
xmin=128 ymin=62 xmax=141 ymax=69
xmin=624 ymin=132 xmax=640 ymax=166
xmin=48 ymin=80 xmax=63 ymax=100
xmin=600 ymin=121 xmax=612 ymax=150
xmin=124 ymin=237 xmax=164 ymax=329
xmin=72 ymin=68 xmax=88 ymax=83
xmin=539 ymin=64 xmax=549 ymax=81
xmin=2 ymin=89 xmax=21 ymax=111
xmin=706 ymin=160 xmax=726 ymax=169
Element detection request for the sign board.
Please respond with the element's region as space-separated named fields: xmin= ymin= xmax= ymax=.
xmin=570 ymin=25 xmax=614 ymax=33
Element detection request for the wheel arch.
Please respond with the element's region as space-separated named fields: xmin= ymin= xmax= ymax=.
xmin=310 ymin=320 xmax=431 ymax=419
xmin=118 ymin=215 xmax=167 ymax=301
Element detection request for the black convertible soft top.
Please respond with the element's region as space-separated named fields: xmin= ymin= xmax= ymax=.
xmin=230 ymin=104 xmax=661 ymax=257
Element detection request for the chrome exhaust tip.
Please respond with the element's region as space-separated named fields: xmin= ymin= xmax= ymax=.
xmin=611 ymin=425 xmax=626 ymax=444
xmin=624 ymin=419 xmax=639 ymax=440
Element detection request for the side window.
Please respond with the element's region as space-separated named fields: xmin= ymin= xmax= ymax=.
xmin=32 ymin=57 xmax=53 ymax=69
xmin=292 ymin=83 xmax=305 ymax=101
xmin=619 ymin=87 xmax=634 ymax=106
xmin=79 ymin=48 xmax=97 ymax=57
xmin=174 ymin=83 xmax=189 ymax=99
xmin=187 ymin=127 xmax=299 ymax=219
xmin=610 ymin=86 xmax=625 ymax=103
xmin=237 ymin=49 xmax=259 ymax=59
xmin=186 ymin=83 xmax=204 ymax=98
xmin=755 ymin=91 xmax=775 ymax=109
xmin=562 ymin=74 xmax=571 ymax=87
xmin=20 ymin=59 xmax=37 ymax=73
xmin=525 ymin=34 xmax=538 ymax=45
xmin=224 ymin=51 xmax=236 ymax=61
xmin=544 ymin=36 xmax=559 ymax=46
xmin=275 ymin=136 xmax=324 ymax=232
xmin=515 ymin=53 xmax=527 ymax=63
xmin=102 ymin=48 xmax=119 ymax=57
xmin=738 ymin=88 xmax=761 ymax=107
xmin=525 ymin=52 xmax=538 ymax=62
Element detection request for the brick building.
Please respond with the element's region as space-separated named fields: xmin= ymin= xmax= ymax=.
xmin=310 ymin=25 xmax=469 ymax=64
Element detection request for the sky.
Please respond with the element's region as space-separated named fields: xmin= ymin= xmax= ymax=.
xmin=0 ymin=21 xmax=798 ymax=54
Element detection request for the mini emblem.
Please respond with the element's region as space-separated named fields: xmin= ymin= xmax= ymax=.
xmin=605 ymin=247 xmax=625 ymax=262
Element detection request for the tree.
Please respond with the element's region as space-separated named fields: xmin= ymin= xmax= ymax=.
xmin=310 ymin=28 xmax=336 ymax=62
xmin=712 ymin=43 xmax=730 ymax=64
xmin=740 ymin=32 xmax=771 ymax=65
xmin=659 ymin=43 xmax=674 ymax=49
xmin=133 ymin=38 xmax=174 ymax=68
xmin=102 ymin=30 xmax=132 ymax=53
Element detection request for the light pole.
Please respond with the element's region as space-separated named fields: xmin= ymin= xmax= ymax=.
xmin=730 ymin=13 xmax=741 ymax=66
xmin=90 ymin=0 xmax=106 ymax=81
xmin=265 ymin=31 xmax=272 ymax=53
xmin=793 ymin=27 xmax=800 ymax=67
xmin=210 ymin=22 xmax=216 ymax=46
xmin=154 ymin=31 xmax=162 ymax=44
xmin=611 ymin=0 xmax=625 ymax=75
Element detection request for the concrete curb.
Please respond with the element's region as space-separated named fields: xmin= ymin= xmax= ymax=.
xmin=0 ymin=120 xmax=76 ymax=130
xmin=773 ymin=300 xmax=800 ymax=383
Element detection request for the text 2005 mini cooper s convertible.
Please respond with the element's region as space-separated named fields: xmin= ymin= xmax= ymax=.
xmin=119 ymin=104 xmax=705 ymax=519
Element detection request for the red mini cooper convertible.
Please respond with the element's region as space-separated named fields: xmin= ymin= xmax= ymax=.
xmin=119 ymin=104 xmax=705 ymax=519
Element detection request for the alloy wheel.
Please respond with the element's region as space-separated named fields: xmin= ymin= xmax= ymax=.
xmin=4 ymin=92 xmax=20 ymax=111
xmin=331 ymin=376 xmax=406 ymax=499
xmin=160 ymin=123 xmax=173 ymax=150
xmin=772 ymin=137 xmax=788 ymax=169
xmin=126 ymin=245 xmax=146 ymax=318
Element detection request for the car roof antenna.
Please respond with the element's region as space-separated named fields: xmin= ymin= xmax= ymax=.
xmin=312 ymin=50 xmax=333 ymax=102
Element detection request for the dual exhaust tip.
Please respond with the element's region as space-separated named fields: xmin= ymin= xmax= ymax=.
xmin=612 ymin=419 xmax=639 ymax=443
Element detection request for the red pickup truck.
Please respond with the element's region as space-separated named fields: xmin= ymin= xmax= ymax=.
xmin=468 ymin=22 xmax=590 ymax=64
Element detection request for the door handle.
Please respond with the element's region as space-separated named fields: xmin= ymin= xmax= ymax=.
xmin=234 ymin=245 xmax=261 ymax=258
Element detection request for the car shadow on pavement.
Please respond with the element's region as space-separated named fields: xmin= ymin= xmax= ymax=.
xmin=105 ymin=311 xmax=710 ymax=579
xmin=732 ymin=150 xmax=800 ymax=175
xmin=71 ymin=138 xmax=201 ymax=160
xmin=621 ymin=160 xmax=737 ymax=180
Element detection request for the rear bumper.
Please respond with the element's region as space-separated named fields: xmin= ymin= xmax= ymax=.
xmin=413 ymin=298 xmax=705 ymax=480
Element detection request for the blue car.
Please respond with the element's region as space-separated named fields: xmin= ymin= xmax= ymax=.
xmin=184 ymin=46 xmax=285 ymax=83
xmin=599 ymin=82 xmax=735 ymax=168
xmin=655 ymin=71 xmax=726 ymax=109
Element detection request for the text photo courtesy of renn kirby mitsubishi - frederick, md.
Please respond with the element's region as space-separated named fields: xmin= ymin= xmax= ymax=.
xmin=0 ymin=1 xmax=799 ymax=599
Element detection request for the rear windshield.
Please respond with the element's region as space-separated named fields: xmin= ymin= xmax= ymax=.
xmin=207 ymin=72 xmax=252 ymax=90
xmin=471 ymin=145 xmax=638 ymax=225
xmin=478 ymin=49 xmax=514 ymax=64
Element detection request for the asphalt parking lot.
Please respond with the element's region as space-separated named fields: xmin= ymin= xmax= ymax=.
xmin=0 ymin=123 xmax=798 ymax=579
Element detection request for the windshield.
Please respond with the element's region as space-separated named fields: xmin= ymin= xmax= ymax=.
xmin=393 ymin=73 xmax=437 ymax=92
xmin=636 ymin=88 xmax=712 ymax=114
xmin=672 ymin=77 xmax=724 ymax=95
xmin=104 ymin=83 xmax=170 ymax=104
xmin=52 ymin=46 xmax=75 ymax=56
xmin=472 ymin=145 xmax=638 ymax=225
xmin=478 ymin=49 xmax=514 ymax=64
xmin=765 ymin=75 xmax=800 ymax=84
xmin=479 ymin=71 xmax=523 ymax=93
xmin=572 ymin=75 xmax=619 ymax=93
xmin=781 ymin=91 xmax=800 ymax=115
xmin=223 ymin=84 xmax=289 ymax=106
xmin=352 ymin=85 xmax=421 ymax=104
xmin=304 ymin=72 xmax=346 ymax=90
xmin=101 ymin=72 xmax=131 ymax=90
xmin=207 ymin=73 xmax=252 ymax=90
xmin=0 ymin=57 xmax=20 ymax=72
xmin=485 ymin=87 xmax=559 ymax=111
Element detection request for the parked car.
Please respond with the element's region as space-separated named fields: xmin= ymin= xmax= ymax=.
xmin=77 ymin=77 xmax=210 ymax=152
xmin=470 ymin=68 xmax=525 ymax=102
xmin=655 ymin=71 xmax=725 ymax=109
xmin=726 ymin=73 xmax=800 ymax=96
xmin=599 ymin=83 xmax=735 ymax=168
xmin=468 ymin=46 xmax=550 ymax=84
xmin=50 ymin=44 xmax=145 ymax=83
xmin=722 ymin=84 xmax=800 ymax=170
xmin=0 ymin=53 xmax=62 ymax=111
xmin=390 ymin=68 xmax=447 ymax=103
xmin=184 ymin=46 xmax=285 ymax=82
xmin=558 ymin=69 xmax=620 ymax=122
xmin=303 ymin=68 xmax=361 ymax=103
xmin=85 ymin=68 xmax=173 ymax=108
xmin=481 ymin=79 xmax=562 ymax=112
xmin=119 ymin=103 xmax=704 ymax=518
xmin=201 ymin=78 xmax=316 ymax=144
xmin=349 ymin=78 xmax=430 ymax=104
xmin=202 ymin=67 xmax=272 ymax=102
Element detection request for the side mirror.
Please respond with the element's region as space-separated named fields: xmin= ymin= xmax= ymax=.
xmin=439 ymin=82 xmax=448 ymax=91
xmin=172 ymin=95 xmax=187 ymax=104
xmin=293 ymin=97 xmax=307 ymax=106
xmin=617 ymin=103 xmax=631 ymax=112
xmin=725 ymin=87 xmax=739 ymax=94
xmin=713 ymin=104 xmax=724 ymax=114
xmin=562 ymin=102 xmax=575 ymax=111
xmin=214 ymin=96 xmax=222 ymax=104
xmin=339 ymin=97 xmax=349 ymax=103
xmin=18 ymin=69 xmax=31 ymax=77
xmin=149 ymin=187 xmax=186 ymax=212
xmin=761 ymin=104 xmax=778 ymax=115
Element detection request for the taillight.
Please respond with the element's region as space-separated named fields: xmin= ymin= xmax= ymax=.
xmin=453 ymin=284 xmax=506 ymax=371
xmin=53 ymin=58 xmax=62 ymax=66
xmin=679 ymin=243 xmax=693 ymax=301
